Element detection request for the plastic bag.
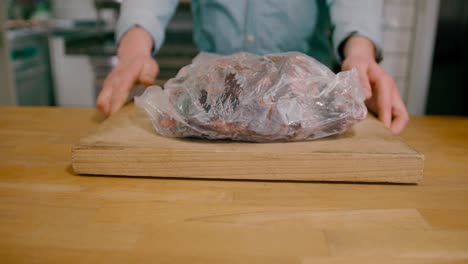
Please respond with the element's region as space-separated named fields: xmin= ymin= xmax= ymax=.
xmin=135 ymin=52 xmax=367 ymax=142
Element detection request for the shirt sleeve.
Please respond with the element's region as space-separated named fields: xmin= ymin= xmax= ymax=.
xmin=327 ymin=0 xmax=384 ymax=62
xmin=116 ymin=0 xmax=179 ymax=54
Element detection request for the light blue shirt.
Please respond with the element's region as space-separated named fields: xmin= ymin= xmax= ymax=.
xmin=116 ymin=0 xmax=383 ymax=67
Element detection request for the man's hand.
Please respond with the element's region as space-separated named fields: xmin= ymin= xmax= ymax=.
xmin=341 ymin=36 xmax=409 ymax=134
xmin=97 ymin=27 xmax=159 ymax=116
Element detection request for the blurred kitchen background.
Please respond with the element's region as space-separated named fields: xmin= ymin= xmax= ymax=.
xmin=0 ymin=0 xmax=466 ymax=115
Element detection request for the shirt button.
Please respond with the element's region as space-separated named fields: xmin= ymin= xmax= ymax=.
xmin=247 ymin=34 xmax=255 ymax=43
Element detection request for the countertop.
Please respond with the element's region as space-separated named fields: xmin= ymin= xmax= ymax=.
xmin=1 ymin=106 xmax=467 ymax=263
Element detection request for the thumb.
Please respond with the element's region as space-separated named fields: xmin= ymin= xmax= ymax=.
xmin=342 ymin=60 xmax=372 ymax=99
xmin=139 ymin=58 xmax=159 ymax=85
xmin=351 ymin=64 xmax=372 ymax=100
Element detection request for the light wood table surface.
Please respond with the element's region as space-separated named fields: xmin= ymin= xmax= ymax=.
xmin=1 ymin=106 xmax=467 ymax=264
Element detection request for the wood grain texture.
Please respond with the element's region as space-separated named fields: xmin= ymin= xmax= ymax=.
xmin=71 ymin=105 xmax=424 ymax=183
xmin=1 ymin=106 xmax=467 ymax=264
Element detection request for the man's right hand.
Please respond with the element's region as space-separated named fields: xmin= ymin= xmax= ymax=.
xmin=97 ymin=26 xmax=159 ymax=116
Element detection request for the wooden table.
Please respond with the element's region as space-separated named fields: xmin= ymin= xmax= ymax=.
xmin=1 ymin=106 xmax=467 ymax=263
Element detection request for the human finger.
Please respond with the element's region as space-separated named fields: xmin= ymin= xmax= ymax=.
xmin=390 ymin=86 xmax=409 ymax=134
xmin=368 ymin=66 xmax=393 ymax=128
xmin=356 ymin=64 xmax=372 ymax=99
xmin=97 ymin=70 xmax=118 ymax=115
xmin=108 ymin=68 xmax=139 ymax=115
xmin=139 ymin=58 xmax=159 ymax=85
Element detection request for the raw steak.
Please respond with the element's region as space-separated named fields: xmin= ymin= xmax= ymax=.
xmin=135 ymin=52 xmax=367 ymax=142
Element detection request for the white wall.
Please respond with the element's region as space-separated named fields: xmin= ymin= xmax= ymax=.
xmin=382 ymin=0 xmax=415 ymax=100
xmin=381 ymin=0 xmax=439 ymax=114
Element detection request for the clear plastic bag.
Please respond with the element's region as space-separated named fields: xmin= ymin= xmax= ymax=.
xmin=135 ymin=52 xmax=367 ymax=142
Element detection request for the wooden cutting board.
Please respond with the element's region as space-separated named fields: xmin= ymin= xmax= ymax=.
xmin=72 ymin=104 xmax=424 ymax=183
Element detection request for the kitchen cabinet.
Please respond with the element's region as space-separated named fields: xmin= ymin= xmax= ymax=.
xmin=7 ymin=29 xmax=54 ymax=106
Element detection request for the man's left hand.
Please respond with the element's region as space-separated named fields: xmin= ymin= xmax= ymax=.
xmin=341 ymin=36 xmax=409 ymax=134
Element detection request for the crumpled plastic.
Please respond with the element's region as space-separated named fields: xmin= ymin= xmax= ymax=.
xmin=135 ymin=52 xmax=367 ymax=142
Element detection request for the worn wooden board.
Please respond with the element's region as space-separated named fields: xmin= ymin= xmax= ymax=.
xmin=71 ymin=104 xmax=424 ymax=183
